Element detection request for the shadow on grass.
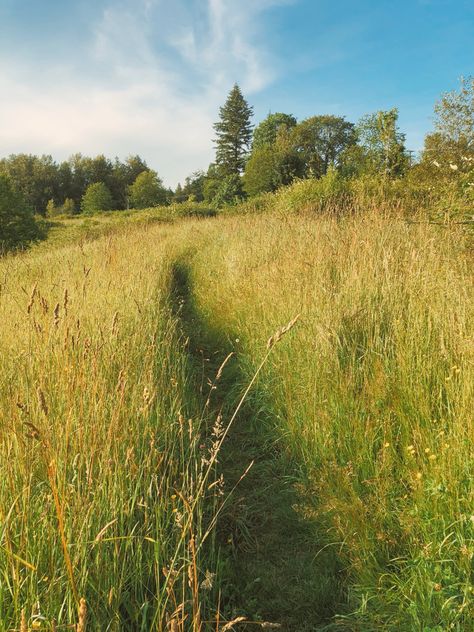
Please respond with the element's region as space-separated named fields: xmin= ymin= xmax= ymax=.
xmin=169 ymin=257 xmax=345 ymax=632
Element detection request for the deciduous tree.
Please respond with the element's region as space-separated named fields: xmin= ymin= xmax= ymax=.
xmin=291 ymin=115 xmax=356 ymax=178
xmin=81 ymin=182 xmax=114 ymax=214
xmin=128 ymin=170 xmax=168 ymax=208
xmin=252 ymin=112 xmax=297 ymax=150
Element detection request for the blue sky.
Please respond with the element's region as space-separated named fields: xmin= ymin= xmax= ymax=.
xmin=0 ymin=0 xmax=472 ymax=186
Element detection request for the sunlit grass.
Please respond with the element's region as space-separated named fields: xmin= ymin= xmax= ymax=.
xmin=179 ymin=209 xmax=474 ymax=630
xmin=0 ymin=226 xmax=222 ymax=630
xmin=2 ymin=198 xmax=473 ymax=630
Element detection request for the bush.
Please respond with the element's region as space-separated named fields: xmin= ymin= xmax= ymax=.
xmin=228 ymin=191 xmax=276 ymax=215
xmin=275 ymin=167 xmax=349 ymax=213
xmin=211 ymin=174 xmax=244 ymax=207
xmin=0 ymin=174 xmax=43 ymax=252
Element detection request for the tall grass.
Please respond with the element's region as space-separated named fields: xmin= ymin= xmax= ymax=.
xmin=0 ymin=226 xmax=223 ymax=630
xmin=176 ymin=210 xmax=474 ymax=630
xmin=2 ymin=192 xmax=473 ymax=630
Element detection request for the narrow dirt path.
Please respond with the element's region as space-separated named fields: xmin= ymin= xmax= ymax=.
xmin=169 ymin=257 xmax=342 ymax=631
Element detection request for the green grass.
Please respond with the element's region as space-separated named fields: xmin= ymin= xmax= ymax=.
xmin=172 ymin=209 xmax=474 ymax=630
xmin=1 ymin=190 xmax=473 ymax=630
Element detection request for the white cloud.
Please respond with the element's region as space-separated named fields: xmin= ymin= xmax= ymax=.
xmin=0 ymin=0 xmax=293 ymax=186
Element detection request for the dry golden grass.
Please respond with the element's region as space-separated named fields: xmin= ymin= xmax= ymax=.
xmin=1 ymin=202 xmax=473 ymax=630
xmin=0 ymin=225 xmax=223 ymax=630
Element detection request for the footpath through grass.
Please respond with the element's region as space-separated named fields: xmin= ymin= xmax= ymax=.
xmin=169 ymin=256 xmax=341 ymax=630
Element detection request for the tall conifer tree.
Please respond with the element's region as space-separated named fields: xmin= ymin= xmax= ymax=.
xmin=213 ymin=84 xmax=253 ymax=176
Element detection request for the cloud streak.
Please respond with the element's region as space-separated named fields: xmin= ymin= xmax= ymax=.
xmin=0 ymin=0 xmax=292 ymax=186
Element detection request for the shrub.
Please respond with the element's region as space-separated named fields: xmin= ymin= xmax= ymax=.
xmin=275 ymin=167 xmax=349 ymax=213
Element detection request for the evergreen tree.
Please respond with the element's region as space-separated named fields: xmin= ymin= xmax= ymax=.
xmin=213 ymin=84 xmax=253 ymax=176
xmin=0 ymin=174 xmax=42 ymax=252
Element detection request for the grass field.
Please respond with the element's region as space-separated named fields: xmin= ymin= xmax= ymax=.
xmin=1 ymin=200 xmax=473 ymax=630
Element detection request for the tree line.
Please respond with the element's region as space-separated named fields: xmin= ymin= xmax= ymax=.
xmin=0 ymin=153 xmax=172 ymax=217
xmin=1 ymin=77 xmax=473 ymax=251
xmin=203 ymin=79 xmax=473 ymax=205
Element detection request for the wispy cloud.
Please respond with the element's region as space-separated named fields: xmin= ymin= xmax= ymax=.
xmin=0 ymin=0 xmax=292 ymax=185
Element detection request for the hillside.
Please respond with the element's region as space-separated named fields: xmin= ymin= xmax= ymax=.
xmin=1 ymin=195 xmax=473 ymax=630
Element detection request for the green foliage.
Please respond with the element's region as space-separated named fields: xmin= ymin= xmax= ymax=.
xmin=244 ymin=123 xmax=304 ymax=197
xmin=243 ymin=143 xmax=303 ymax=196
xmin=0 ymin=174 xmax=42 ymax=251
xmin=405 ymin=80 xmax=474 ymax=221
xmin=128 ymin=170 xmax=168 ymax=208
xmin=214 ymin=84 xmax=253 ymax=176
xmin=243 ymin=145 xmax=281 ymax=196
xmin=202 ymin=165 xmax=221 ymax=204
xmin=174 ymin=171 xmax=206 ymax=203
xmin=275 ymin=167 xmax=349 ymax=212
xmin=434 ymin=76 xmax=474 ymax=150
xmin=356 ymin=109 xmax=408 ymax=177
xmin=47 ymin=197 xmax=77 ymax=218
xmin=46 ymin=198 xmax=57 ymax=218
xmin=46 ymin=197 xmax=76 ymax=218
xmin=62 ymin=197 xmax=76 ymax=216
xmin=418 ymin=79 xmax=474 ymax=185
xmin=252 ymin=112 xmax=297 ymax=150
xmin=80 ymin=182 xmax=114 ymax=214
xmin=229 ymin=191 xmax=275 ymax=215
xmin=202 ymin=163 xmax=245 ymax=207
xmin=290 ymin=115 xmax=356 ymax=178
xmin=211 ymin=174 xmax=244 ymax=207
xmin=0 ymin=154 xmax=58 ymax=214
xmin=0 ymin=153 xmax=150 ymax=214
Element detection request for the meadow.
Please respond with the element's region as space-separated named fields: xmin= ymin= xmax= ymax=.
xmin=0 ymin=191 xmax=473 ymax=630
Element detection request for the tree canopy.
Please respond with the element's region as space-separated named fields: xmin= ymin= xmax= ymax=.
xmin=290 ymin=115 xmax=357 ymax=178
xmin=128 ymin=170 xmax=168 ymax=208
xmin=81 ymin=182 xmax=114 ymax=214
xmin=356 ymin=109 xmax=408 ymax=177
xmin=252 ymin=112 xmax=297 ymax=150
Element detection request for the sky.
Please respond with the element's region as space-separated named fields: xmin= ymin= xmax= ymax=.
xmin=0 ymin=0 xmax=473 ymax=187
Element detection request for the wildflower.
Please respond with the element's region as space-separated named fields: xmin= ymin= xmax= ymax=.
xmin=416 ymin=472 xmax=422 ymax=480
xmin=424 ymin=448 xmax=430 ymax=454
xmin=384 ymin=442 xmax=390 ymax=448
xmin=429 ymin=454 xmax=437 ymax=461
xmin=449 ymin=163 xmax=459 ymax=171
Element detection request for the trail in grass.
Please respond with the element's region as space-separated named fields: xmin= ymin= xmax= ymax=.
xmin=169 ymin=256 xmax=342 ymax=632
